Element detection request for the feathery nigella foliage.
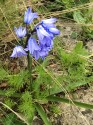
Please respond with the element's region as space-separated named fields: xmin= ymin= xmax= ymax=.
xmin=10 ymin=7 xmax=60 ymax=60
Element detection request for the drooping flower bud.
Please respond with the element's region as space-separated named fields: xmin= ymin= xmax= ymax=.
xmin=14 ymin=26 xmax=26 ymax=38
xmin=24 ymin=7 xmax=38 ymax=25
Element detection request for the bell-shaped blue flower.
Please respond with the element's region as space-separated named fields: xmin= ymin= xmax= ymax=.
xmin=14 ymin=26 xmax=26 ymax=38
xmin=36 ymin=18 xmax=60 ymax=46
xmin=39 ymin=50 xmax=48 ymax=60
xmin=32 ymin=45 xmax=49 ymax=60
xmin=25 ymin=37 xmax=41 ymax=60
xmin=33 ymin=46 xmax=49 ymax=60
xmin=36 ymin=25 xmax=53 ymax=45
xmin=40 ymin=36 xmax=53 ymax=50
xmin=41 ymin=18 xmax=57 ymax=29
xmin=41 ymin=18 xmax=60 ymax=35
xmin=24 ymin=7 xmax=38 ymax=24
xmin=39 ymin=44 xmax=50 ymax=60
xmin=36 ymin=25 xmax=50 ymax=41
xmin=44 ymin=38 xmax=53 ymax=50
xmin=32 ymin=43 xmax=52 ymax=60
xmin=10 ymin=46 xmax=27 ymax=58
xmin=26 ymin=37 xmax=40 ymax=54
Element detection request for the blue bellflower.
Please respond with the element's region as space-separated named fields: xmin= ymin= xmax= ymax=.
xmin=39 ymin=44 xmax=49 ymax=60
xmin=32 ymin=44 xmax=49 ymax=60
xmin=10 ymin=46 xmax=27 ymax=58
xmin=41 ymin=18 xmax=56 ymax=29
xmin=36 ymin=25 xmax=54 ymax=52
xmin=24 ymin=7 xmax=38 ymax=24
xmin=14 ymin=26 xmax=26 ymax=38
xmin=25 ymin=37 xmax=50 ymax=60
xmin=11 ymin=8 xmax=60 ymax=60
xmin=36 ymin=25 xmax=51 ymax=42
xmin=41 ymin=18 xmax=60 ymax=35
xmin=43 ymin=37 xmax=53 ymax=50
xmin=26 ymin=37 xmax=40 ymax=54
xmin=36 ymin=18 xmax=60 ymax=46
xmin=25 ymin=37 xmax=40 ymax=60
xmin=39 ymin=36 xmax=53 ymax=52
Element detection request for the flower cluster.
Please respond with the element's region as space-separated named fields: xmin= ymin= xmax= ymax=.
xmin=11 ymin=7 xmax=60 ymax=60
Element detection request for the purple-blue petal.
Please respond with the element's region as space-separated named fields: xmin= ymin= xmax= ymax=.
xmin=36 ymin=25 xmax=52 ymax=43
xmin=10 ymin=46 xmax=27 ymax=58
xmin=42 ymin=18 xmax=57 ymax=24
xmin=27 ymin=37 xmax=40 ymax=54
xmin=49 ymin=28 xmax=60 ymax=35
xmin=40 ymin=36 xmax=52 ymax=46
xmin=33 ymin=51 xmax=40 ymax=60
xmin=37 ymin=25 xmax=50 ymax=37
xmin=36 ymin=28 xmax=44 ymax=41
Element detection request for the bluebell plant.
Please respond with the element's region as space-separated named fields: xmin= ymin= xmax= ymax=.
xmin=11 ymin=7 xmax=60 ymax=60
xmin=10 ymin=7 xmax=60 ymax=97
xmin=5 ymin=7 xmax=93 ymax=125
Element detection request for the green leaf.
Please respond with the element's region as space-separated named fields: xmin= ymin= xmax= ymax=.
xmin=49 ymin=84 xmax=64 ymax=95
xmin=73 ymin=41 xmax=88 ymax=55
xmin=73 ymin=11 xmax=86 ymax=23
xmin=47 ymin=96 xmax=93 ymax=109
xmin=33 ymin=65 xmax=53 ymax=99
xmin=1 ymin=113 xmax=15 ymax=125
xmin=4 ymin=98 xmax=15 ymax=108
xmin=0 ymin=90 xmax=20 ymax=98
xmin=66 ymin=81 xmax=87 ymax=91
xmin=19 ymin=91 xmax=35 ymax=124
xmin=5 ymin=88 xmax=16 ymax=97
xmin=8 ymin=70 xmax=28 ymax=90
xmin=0 ymin=68 xmax=8 ymax=80
xmin=1 ymin=113 xmax=25 ymax=125
xmin=35 ymin=103 xmax=52 ymax=125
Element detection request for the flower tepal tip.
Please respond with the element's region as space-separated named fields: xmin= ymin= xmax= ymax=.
xmin=42 ymin=18 xmax=57 ymax=24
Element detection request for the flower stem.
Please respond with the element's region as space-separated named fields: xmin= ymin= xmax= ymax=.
xmin=27 ymin=52 xmax=32 ymax=91
xmin=25 ymin=24 xmax=33 ymax=91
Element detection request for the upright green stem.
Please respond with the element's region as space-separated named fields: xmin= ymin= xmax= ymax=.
xmin=27 ymin=52 xmax=32 ymax=91
xmin=26 ymin=24 xmax=33 ymax=92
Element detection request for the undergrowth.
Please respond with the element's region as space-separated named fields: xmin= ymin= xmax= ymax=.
xmin=0 ymin=40 xmax=93 ymax=124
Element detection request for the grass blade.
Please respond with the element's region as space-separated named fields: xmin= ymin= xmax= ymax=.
xmin=35 ymin=103 xmax=52 ymax=125
xmin=46 ymin=96 xmax=93 ymax=109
